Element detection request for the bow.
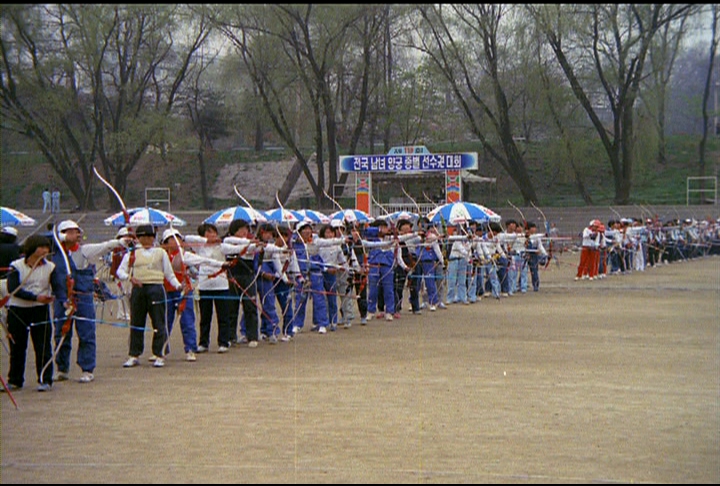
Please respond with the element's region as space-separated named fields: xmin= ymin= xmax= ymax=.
xmin=230 ymin=185 xmax=266 ymax=317
xmin=507 ymin=200 xmax=528 ymax=230
xmin=324 ymin=189 xmax=368 ymax=296
xmin=93 ymin=166 xmax=136 ymax=270
xmin=269 ymin=192 xmax=294 ymax=314
xmin=530 ymin=201 xmax=555 ymax=269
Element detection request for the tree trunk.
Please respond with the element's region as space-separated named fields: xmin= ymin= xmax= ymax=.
xmin=277 ymin=156 xmax=304 ymax=206
xmin=198 ymin=140 xmax=212 ymax=210
xmin=698 ymin=5 xmax=719 ymax=196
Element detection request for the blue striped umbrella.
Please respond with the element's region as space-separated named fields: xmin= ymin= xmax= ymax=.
xmin=297 ymin=209 xmax=330 ymax=224
xmin=263 ymin=208 xmax=308 ymax=224
xmin=0 ymin=207 xmax=36 ymax=226
xmin=426 ymin=202 xmax=501 ymax=225
xmin=204 ymin=206 xmax=267 ymax=226
xmin=329 ymin=209 xmax=374 ymax=224
xmin=104 ymin=207 xmax=187 ymax=227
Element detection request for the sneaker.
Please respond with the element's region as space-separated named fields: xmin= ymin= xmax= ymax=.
xmin=185 ymin=351 xmax=197 ymax=362
xmin=329 ymin=324 xmax=338 ymax=332
xmin=123 ymin=357 xmax=140 ymax=368
xmin=1 ymin=383 xmax=22 ymax=392
xmin=420 ymin=303 xmax=427 ymax=310
xmin=574 ymin=277 xmax=580 ymax=281
xmin=196 ymin=345 xmax=208 ymax=354
xmin=37 ymin=383 xmax=52 ymax=392
xmin=248 ymin=341 xmax=259 ymax=348
xmin=462 ymin=301 xmax=470 ymax=305
xmin=360 ymin=317 xmax=368 ymax=325
xmin=385 ymin=314 xmax=394 ymax=322
xmin=375 ymin=312 xmax=385 ymax=319
xmin=260 ymin=333 xmax=268 ymax=341
xmin=393 ymin=312 xmax=401 ymax=319
xmin=438 ymin=303 xmax=447 ymax=310
xmin=238 ymin=335 xmax=249 ymax=344
xmin=218 ymin=346 xmax=229 ymax=354
xmin=55 ymin=371 xmax=70 ymax=382
xmin=429 ymin=305 xmax=437 ymax=311
xmin=148 ymin=355 xmax=159 ymax=362
xmin=268 ymin=335 xmax=278 ymax=344
xmin=318 ymin=326 xmax=327 ymax=334
xmin=501 ymin=292 xmax=509 ymax=297
xmin=413 ymin=310 xmax=422 ymax=315
xmin=344 ymin=321 xmax=352 ymax=329
xmin=152 ymin=358 xmax=165 ymax=368
xmin=291 ymin=326 xmax=302 ymax=335
xmin=78 ymin=372 xmax=94 ymax=383
xmin=280 ymin=334 xmax=292 ymax=342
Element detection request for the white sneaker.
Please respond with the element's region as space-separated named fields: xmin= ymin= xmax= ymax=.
xmin=152 ymin=357 xmax=165 ymax=368
xmin=280 ymin=334 xmax=292 ymax=342
xmin=123 ymin=357 xmax=139 ymax=368
xmin=318 ymin=326 xmax=327 ymax=334
xmin=360 ymin=317 xmax=368 ymax=325
xmin=268 ymin=335 xmax=278 ymax=344
xmin=185 ymin=351 xmax=197 ymax=362
xmin=79 ymin=372 xmax=94 ymax=383
xmin=429 ymin=305 xmax=437 ymax=311
xmin=385 ymin=314 xmax=394 ymax=321
xmin=344 ymin=321 xmax=352 ymax=329
xmin=148 ymin=355 xmax=159 ymax=362
xmin=248 ymin=341 xmax=259 ymax=348
xmin=55 ymin=371 xmax=70 ymax=382
xmin=292 ymin=326 xmax=301 ymax=335
xmin=218 ymin=346 xmax=229 ymax=354
xmin=196 ymin=345 xmax=208 ymax=353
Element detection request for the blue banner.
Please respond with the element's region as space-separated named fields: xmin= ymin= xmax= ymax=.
xmin=339 ymin=152 xmax=478 ymax=173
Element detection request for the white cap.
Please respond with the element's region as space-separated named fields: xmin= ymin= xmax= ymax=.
xmin=161 ymin=228 xmax=183 ymax=243
xmin=58 ymin=220 xmax=83 ymax=233
xmin=0 ymin=226 xmax=18 ymax=237
xmin=116 ymin=227 xmax=131 ymax=238
xmin=330 ymin=219 xmax=344 ymax=228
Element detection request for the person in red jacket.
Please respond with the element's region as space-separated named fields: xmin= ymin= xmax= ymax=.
xmin=575 ymin=220 xmax=601 ymax=281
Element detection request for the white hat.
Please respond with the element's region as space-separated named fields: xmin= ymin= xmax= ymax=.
xmin=161 ymin=228 xmax=183 ymax=243
xmin=330 ymin=219 xmax=344 ymax=229
xmin=0 ymin=226 xmax=18 ymax=237
xmin=116 ymin=227 xmax=130 ymax=238
xmin=57 ymin=220 xmax=83 ymax=233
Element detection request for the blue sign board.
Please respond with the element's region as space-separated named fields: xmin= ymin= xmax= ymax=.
xmin=339 ymin=150 xmax=478 ymax=173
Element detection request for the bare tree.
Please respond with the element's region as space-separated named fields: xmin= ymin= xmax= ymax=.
xmin=0 ymin=4 xmax=210 ymax=209
xmin=529 ymin=4 xmax=695 ymax=205
xmin=413 ymin=4 xmax=539 ymax=204
xmin=698 ymin=4 xmax=719 ymax=192
xmin=644 ymin=5 xmax=692 ymax=165
xmin=212 ymin=4 xmax=385 ymax=208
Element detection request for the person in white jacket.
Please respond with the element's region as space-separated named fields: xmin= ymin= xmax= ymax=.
xmin=446 ymin=225 xmax=472 ymax=305
xmin=183 ymin=223 xmax=231 ymax=353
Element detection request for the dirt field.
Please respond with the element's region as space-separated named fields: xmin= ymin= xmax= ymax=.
xmin=1 ymin=254 xmax=719 ymax=484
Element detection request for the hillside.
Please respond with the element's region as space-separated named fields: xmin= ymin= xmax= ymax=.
xmin=1 ymin=135 xmax=718 ymax=213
